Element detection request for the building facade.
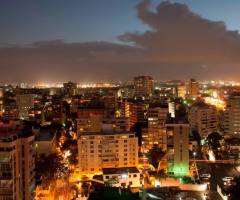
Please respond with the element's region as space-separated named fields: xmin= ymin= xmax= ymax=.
xmin=142 ymin=107 xmax=168 ymax=152
xmin=134 ymin=76 xmax=154 ymax=98
xmin=0 ymin=127 xmax=35 ymax=200
xmin=189 ymin=101 xmax=218 ymax=138
xmin=102 ymin=167 xmax=142 ymax=188
xmin=78 ymin=126 xmax=138 ymax=175
xmin=188 ymin=79 xmax=199 ymax=98
xmin=166 ymin=121 xmax=189 ymax=176
xmin=224 ymin=93 xmax=240 ymax=137
xmin=16 ymin=94 xmax=35 ymax=120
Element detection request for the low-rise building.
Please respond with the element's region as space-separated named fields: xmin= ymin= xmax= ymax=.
xmin=35 ymin=129 xmax=56 ymax=155
xmin=102 ymin=167 xmax=142 ymax=188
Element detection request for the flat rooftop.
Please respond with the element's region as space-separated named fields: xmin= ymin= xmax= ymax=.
xmin=102 ymin=167 xmax=139 ymax=175
xmin=80 ymin=130 xmax=134 ymax=136
xmin=35 ymin=131 xmax=55 ymax=141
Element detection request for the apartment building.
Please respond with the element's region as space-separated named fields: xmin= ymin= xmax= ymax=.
xmin=189 ymin=101 xmax=218 ymax=138
xmin=0 ymin=122 xmax=35 ymax=200
xmin=78 ymin=124 xmax=138 ymax=175
xmin=142 ymin=106 xmax=168 ymax=152
xmin=224 ymin=93 xmax=240 ymax=138
xmin=166 ymin=120 xmax=189 ymax=176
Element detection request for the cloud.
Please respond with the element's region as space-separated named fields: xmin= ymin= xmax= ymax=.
xmin=1 ymin=0 xmax=240 ymax=82
xmin=0 ymin=40 xmax=145 ymax=82
xmin=119 ymin=0 xmax=240 ymax=62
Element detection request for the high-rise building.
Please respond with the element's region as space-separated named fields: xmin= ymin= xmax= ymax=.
xmin=166 ymin=120 xmax=189 ymax=176
xmin=0 ymin=122 xmax=35 ymax=200
xmin=129 ymin=102 xmax=146 ymax=128
xmin=63 ymin=81 xmax=77 ymax=96
xmin=224 ymin=93 xmax=240 ymax=137
xmin=189 ymin=101 xmax=218 ymax=138
xmin=177 ymin=84 xmax=187 ymax=98
xmin=0 ymin=88 xmax=3 ymax=116
xmin=134 ymin=76 xmax=154 ymax=97
xmin=51 ymin=94 xmax=64 ymax=122
xmin=16 ymin=94 xmax=35 ymax=119
xmin=188 ymin=79 xmax=199 ymax=98
xmin=77 ymin=116 xmax=130 ymax=135
xmin=3 ymin=100 xmax=18 ymax=120
xmin=142 ymin=106 xmax=168 ymax=152
xmin=78 ymin=124 xmax=138 ymax=175
xmin=168 ymin=101 xmax=175 ymax=118
xmin=120 ymin=99 xmax=130 ymax=118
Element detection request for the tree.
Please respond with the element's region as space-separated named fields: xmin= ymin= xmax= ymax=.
xmin=190 ymin=129 xmax=201 ymax=145
xmin=207 ymin=132 xmax=222 ymax=148
xmin=229 ymin=176 xmax=240 ymax=200
xmin=146 ymin=145 xmax=166 ymax=169
xmin=35 ymin=153 xmax=63 ymax=184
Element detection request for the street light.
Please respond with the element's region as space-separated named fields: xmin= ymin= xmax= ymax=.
xmin=193 ymin=152 xmax=196 ymax=158
xmin=193 ymin=152 xmax=199 ymax=181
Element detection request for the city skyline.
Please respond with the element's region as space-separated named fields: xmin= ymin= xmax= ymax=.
xmin=1 ymin=1 xmax=240 ymax=198
xmin=1 ymin=0 xmax=240 ymax=82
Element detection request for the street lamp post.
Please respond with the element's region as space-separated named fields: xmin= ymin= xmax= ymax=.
xmin=193 ymin=152 xmax=199 ymax=181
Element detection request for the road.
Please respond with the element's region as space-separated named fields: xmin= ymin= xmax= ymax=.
xmin=197 ymin=162 xmax=240 ymax=191
xmin=146 ymin=188 xmax=222 ymax=200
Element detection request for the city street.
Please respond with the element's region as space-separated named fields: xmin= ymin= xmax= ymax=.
xmin=146 ymin=188 xmax=222 ymax=200
xmin=197 ymin=162 xmax=240 ymax=191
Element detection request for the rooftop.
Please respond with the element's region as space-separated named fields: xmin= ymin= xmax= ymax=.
xmin=102 ymin=167 xmax=139 ymax=175
xmin=166 ymin=116 xmax=188 ymax=124
xmin=80 ymin=130 xmax=134 ymax=136
xmin=35 ymin=131 xmax=55 ymax=141
xmin=225 ymin=137 xmax=240 ymax=145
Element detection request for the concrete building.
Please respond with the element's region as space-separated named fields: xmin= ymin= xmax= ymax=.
xmin=0 ymin=123 xmax=35 ymax=200
xmin=166 ymin=120 xmax=189 ymax=176
xmin=77 ymin=116 xmax=102 ymax=134
xmin=224 ymin=93 xmax=240 ymax=137
xmin=189 ymin=101 xmax=218 ymax=138
xmin=35 ymin=130 xmax=57 ymax=155
xmin=3 ymin=100 xmax=18 ymax=120
xmin=188 ymin=79 xmax=199 ymax=98
xmin=63 ymin=81 xmax=77 ymax=96
xmin=168 ymin=101 xmax=175 ymax=118
xmin=51 ymin=95 xmax=64 ymax=123
xmin=120 ymin=99 xmax=130 ymax=118
xmin=16 ymin=94 xmax=35 ymax=119
xmin=134 ymin=76 xmax=154 ymax=97
xmin=77 ymin=116 xmax=130 ymax=135
xmin=102 ymin=167 xmax=142 ymax=188
xmin=142 ymin=106 xmax=168 ymax=152
xmin=102 ymin=117 xmax=130 ymax=132
xmin=129 ymin=102 xmax=146 ymax=128
xmin=0 ymin=88 xmax=3 ymax=116
xmin=177 ymin=84 xmax=187 ymax=98
xmin=78 ymin=125 xmax=138 ymax=175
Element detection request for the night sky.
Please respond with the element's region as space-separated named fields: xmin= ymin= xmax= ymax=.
xmin=1 ymin=0 xmax=240 ymax=83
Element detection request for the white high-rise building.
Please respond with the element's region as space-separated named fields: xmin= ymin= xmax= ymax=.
xmin=224 ymin=93 xmax=240 ymax=137
xmin=189 ymin=101 xmax=218 ymax=138
xmin=166 ymin=120 xmax=189 ymax=176
xmin=78 ymin=124 xmax=138 ymax=175
xmin=142 ymin=106 xmax=168 ymax=152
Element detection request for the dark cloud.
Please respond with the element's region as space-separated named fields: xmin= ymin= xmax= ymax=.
xmin=120 ymin=0 xmax=240 ymax=62
xmin=1 ymin=0 xmax=240 ymax=82
xmin=0 ymin=40 xmax=145 ymax=82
